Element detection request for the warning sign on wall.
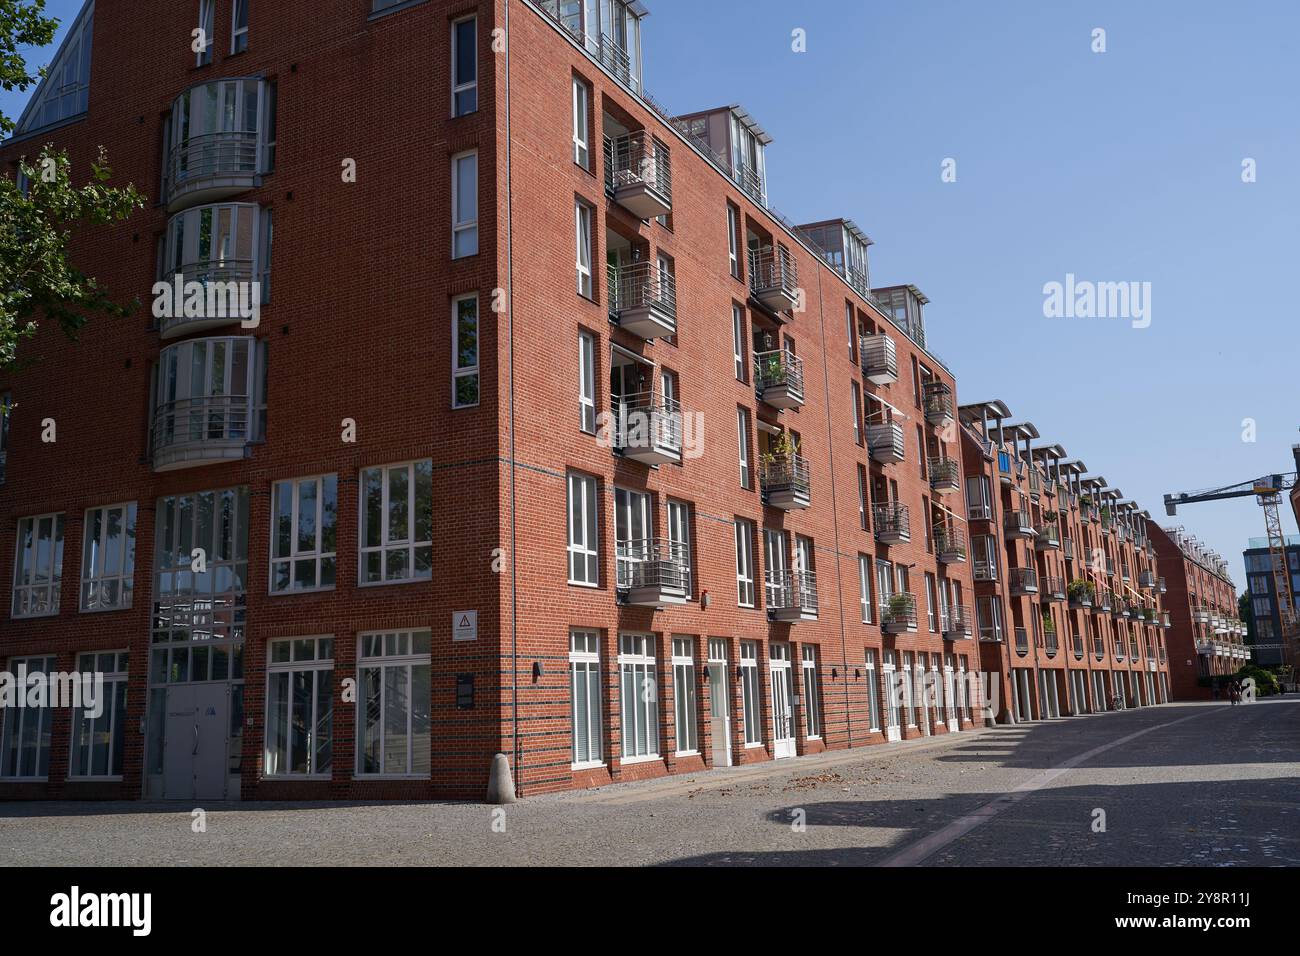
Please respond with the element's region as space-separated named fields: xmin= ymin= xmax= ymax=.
xmin=453 ymin=610 xmax=478 ymax=642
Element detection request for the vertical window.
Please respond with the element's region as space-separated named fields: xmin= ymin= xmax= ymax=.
xmin=857 ymin=464 xmax=869 ymax=530
xmin=802 ymin=645 xmax=821 ymax=738
xmin=902 ymin=652 xmax=916 ymax=726
xmin=737 ymin=406 xmax=751 ymax=489
xmin=883 ymin=650 xmax=900 ymax=731
xmin=567 ymin=472 xmax=599 ymax=586
xmin=726 ymin=203 xmax=740 ymax=277
xmin=452 ymin=293 xmax=480 ymax=408
xmin=865 ymin=649 xmax=881 ymax=731
xmin=740 ymin=640 xmax=762 ymax=745
xmin=735 ymin=519 xmax=755 ymax=608
xmin=846 ymin=303 xmax=857 ymax=362
xmin=452 ymin=151 xmax=478 ymax=258
xmin=578 ymin=330 xmax=596 ymax=433
xmin=619 ymin=634 xmax=658 ymax=759
xmin=80 ymin=503 xmax=138 ymax=611
xmin=451 ymin=16 xmax=478 ymax=116
xmin=851 ymin=381 xmax=863 ymax=444
xmin=1 ymin=655 xmax=55 ymax=778
xmin=12 ymin=513 xmax=64 ymax=618
xmin=68 ymin=651 xmax=129 ymax=779
xmin=732 ymin=304 xmax=747 ymax=381
xmin=570 ymin=630 xmax=602 ymax=767
xmin=925 ymin=573 xmax=938 ymax=632
xmin=359 ymin=460 xmax=433 ymax=584
xmin=672 ymin=637 xmax=698 ymax=754
xmin=668 ymin=500 xmax=692 ymax=595
xmin=575 ymin=200 xmax=593 ymax=297
xmin=572 ymin=76 xmax=590 ymax=169
xmin=614 ymin=488 xmax=651 ymax=588
xmin=265 ymin=637 xmax=333 ymax=776
xmin=858 ymin=554 xmax=873 ymax=623
xmin=231 ymin=0 xmax=249 ymax=54
xmin=357 ymin=630 xmax=431 ymax=776
xmin=270 ymin=475 xmax=338 ymax=593
xmin=196 ymin=0 xmax=215 ymax=66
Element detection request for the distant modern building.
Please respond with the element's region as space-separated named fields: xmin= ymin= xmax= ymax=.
xmin=1242 ymin=535 xmax=1300 ymax=668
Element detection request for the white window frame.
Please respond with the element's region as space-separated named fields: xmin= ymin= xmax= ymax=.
xmin=858 ymin=554 xmax=873 ymax=624
xmin=737 ymin=406 xmax=751 ymax=489
xmin=732 ymin=304 xmax=746 ymax=381
xmin=567 ymin=472 xmax=599 ymax=587
xmin=358 ymin=460 xmax=433 ymax=586
xmin=851 ymin=381 xmax=863 ymax=444
xmin=12 ymin=513 xmax=64 ymax=619
xmin=618 ymin=633 xmax=659 ymax=762
xmin=865 ymin=649 xmax=881 ymax=731
xmin=672 ymin=637 xmax=698 ymax=756
xmin=68 ymin=651 xmax=129 ymax=780
xmin=264 ymin=637 xmax=334 ymax=778
xmin=578 ymin=330 xmax=597 ymax=433
xmin=740 ymin=640 xmax=762 ymax=746
xmin=452 ymin=293 xmax=480 ymax=409
xmin=668 ymin=500 xmax=692 ymax=596
xmin=80 ymin=503 xmax=137 ymax=612
xmin=356 ymin=630 xmax=432 ymax=778
xmin=452 ymin=150 xmax=479 ymax=258
xmin=735 ymin=518 xmax=756 ymax=608
xmin=572 ymin=75 xmax=590 ymax=169
xmin=727 ymin=203 xmax=740 ymax=277
xmin=925 ymin=573 xmax=938 ymax=633
xmin=0 ymin=654 xmax=56 ymax=779
xmin=196 ymin=0 xmax=215 ymax=66
xmin=575 ymin=200 xmax=593 ymax=297
xmin=451 ymin=15 xmax=478 ymax=117
xmin=570 ymin=629 xmax=603 ymax=769
xmin=230 ymin=0 xmax=249 ymax=54
xmin=270 ymin=475 xmax=337 ymax=594
xmin=801 ymin=645 xmax=821 ymax=739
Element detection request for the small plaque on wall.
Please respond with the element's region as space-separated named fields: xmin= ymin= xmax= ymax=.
xmin=456 ymin=674 xmax=474 ymax=710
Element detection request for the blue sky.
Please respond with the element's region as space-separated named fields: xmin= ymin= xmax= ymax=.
xmin=6 ymin=0 xmax=1298 ymax=585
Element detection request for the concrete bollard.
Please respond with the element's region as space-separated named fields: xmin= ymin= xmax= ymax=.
xmin=486 ymin=752 xmax=517 ymax=804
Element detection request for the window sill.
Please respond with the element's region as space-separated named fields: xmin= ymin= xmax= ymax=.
xmin=674 ymin=750 xmax=700 ymax=758
xmin=744 ymin=742 xmax=764 ymax=750
xmin=262 ymin=774 xmax=331 ymax=782
xmin=0 ymin=777 xmax=48 ymax=783
xmin=618 ymin=754 xmax=661 ymax=766
xmin=357 ymin=576 xmax=433 ymax=590
xmin=568 ymin=580 xmax=600 ymax=589
xmin=67 ymin=776 xmax=123 ymax=783
xmin=269 ymin=586 xmax=336 ymax=598
xmin=570 ymin=761 xmax=605 ymax=772
xmin=11 ymin=611 xmax=59 ymax=621
xmin=354 ymin=773 xmax=429 ymax=781
xmin=78 ymin=603 xmax=134 ymax=615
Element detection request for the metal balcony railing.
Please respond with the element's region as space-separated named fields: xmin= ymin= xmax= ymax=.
xmin=165 ymin=130 xmax=261 ymax=207
xmin=610 ymin=391 xmax=682 ymax=458
xmin=1014 ymin=627 xmax=1029 ymax=655
xmin=152 ymin=394 xmax=252 ymax=470
xmin=616 ymin=537 xmax=690 ymax=593
xmin=1139 ymin=569 xmax=1156 ymax=589
xmin=753 ymin=350 xmax=804 ymax=406
xmin=1044 ymin=627 xmax=1058 ymax=656
xmin=872 ymin=502 xmax=910 ymax=542
xmin=1004 ymin=510 xmax=1034 ymax=537
xmin=1062 ymin=537 xmax=1075 ymax=560
xmin=924 ymin=391 xmax=954 ymax=426
xmin=942 ymin=605 xmax=972 ymax=638
xmin=1035 ymin=523 xmax=1061 ymax=549
xmin=928 ymin=456 xmax=960 ymax=491
xmin=867 ymin=420 xmax=906 ymax=464
xmin=1009 ymin=567 xmax=1039 ymax=594
xmin=881 ymin=592 xmax=918 ymax=633
xmin=1043 ymin=576 xmax=1067 ymax=600
xmin=766 ymin=569 xmax=818 ymax=617
xmin=1028 ymin=470 xmax=1042 ymax=500
xmin=603 ymin=131 xmax=672 ymax=208
xmin=859 ymin=333 xmax=898 ymax=384
xmin=1073 ymin=634 xmax=1084 ymax=659
xmin=747 ymin=247 xmax=798 ymax=309
xmin=973 ymin=557 xmax=998 ymax=582
xmin=609 ymin=261 xmax=677 ymax=332
xmin=759 ymin=453 xmax=811 ymax=505
xmin=934 ymin=526 xmax=967 ymax=561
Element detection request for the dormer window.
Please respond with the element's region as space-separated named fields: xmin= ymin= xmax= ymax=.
xmin=13 ymin=0 xmax=93 ymax=136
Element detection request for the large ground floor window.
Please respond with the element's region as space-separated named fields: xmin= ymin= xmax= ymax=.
xmin=0 ymin=655 xmax=55 ymax=779
xmin=358 ymin=630 xmax=431 ymax=777
xmin=619 ymin=633 xmax=658 ymax=760
xmin=265 ymin=637 xmax=333 ymax=777
xmin=69 ymin=651 xmax=129 ymax=779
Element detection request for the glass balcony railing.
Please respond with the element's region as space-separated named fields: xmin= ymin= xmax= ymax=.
xmin=164 ymin=78 xmax=274 ymax=212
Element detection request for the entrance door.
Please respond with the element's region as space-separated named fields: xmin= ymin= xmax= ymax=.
xmin=769 ymin=645 xmax=796 ymax=758
xmin=707 ymin=663 xmax=731 ymax=768
xmin=162 ymin=683 xmax=230 ymax=800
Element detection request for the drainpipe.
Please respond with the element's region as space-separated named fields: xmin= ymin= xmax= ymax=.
xmin=503 ymin=0 xmax=521 ymax=796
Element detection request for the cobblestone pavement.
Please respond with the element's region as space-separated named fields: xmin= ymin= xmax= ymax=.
xmin=2 ymin=699 xmax=1296 ymax=866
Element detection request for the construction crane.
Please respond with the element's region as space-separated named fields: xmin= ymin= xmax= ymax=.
xmin=1164 ymin=472 xmax=1299 ymax=666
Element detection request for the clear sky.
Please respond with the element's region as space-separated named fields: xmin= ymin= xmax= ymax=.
xmin=6 ymin=0 xmax=1298 ymax=587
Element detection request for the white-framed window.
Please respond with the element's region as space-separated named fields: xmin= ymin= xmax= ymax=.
xmin=80 ymin=503 xmax=137 ymax=612
xmin=270 ymin=476 xmax=337 ymax=593
xmin=451 ymin=16 xmax=478 ymax=116
xmin=976 ymin=595 xmax=1004 ymax=642
xmin=357 ymin=630 xmax=431 ymax=777
xmin=740 ymin=640 xmax=762 ymax=745
xmin=764 ymin=528 xmax=787 ymax=607
xmin=735 ymin=518 xmax=755 ymax=608
xmin=572 ymin=75 xmax=590 ymax=169
xmin=858 ymin=554 xmax=873 ymax=624
xmin=578 ymin=329 xmax=597 ymax=433
xmin=359 ymin=460 xmax=433 ymax=585
xmin=737 ymin=406 xmax=751 ymax=489
xmin=567 ymin=472 xmax=600 ymax=586
xmin=196 ymin=0 xmax=215 ymax=66
xmin=882 ymin=650 xmax=900 ymax=731
xmin=12 ymin=513 xmax=64 ymax=618
xmin=265 ymin=637 xmax=333 ymax=777
xmin=0 ymin=655 xmax=55 ymax=779
xmin=452 ymin=151 xmax=478 ymax=258
xmin=68 ymin=651 xmax=129 ymax=779
xmin=851 ymin=381 xmax=863 ymax=444
xmin=575 ymin=200 xmax=593 ymax=297
xmin=230 ymin=0 xmax=249 ymax=54
xmin=846 ymin=302 xmax=856 ymax=362
xmin=619 ymin=633 xmax=659 ymax=760
xmin=727 ymin=203 xmax=739 ymax=277
xmin=865 ymin=649 xmax=881 ymax=731
xmin=614 ymin=487 xmax=651 ymax=588
xmin=452 ymin=293 xmax=480 ymax=408
xmin=925 ymin=573 xmax=938 ymax=632
xmin=732 ymin=304 xmax=746 ymax=381
xmin=801 ymin=645 xmax=821 ymax=739
xmin=902 ymin=652 xmax=916 ymax=726
xmin=857 ymin=465 xmax=869 ymax=530
xmin=570 ymin=629 xmax=603 ymax=768
xmin=668 ymin=500 xmax=692 ymax=595
xmin=672 ymin=636 xmax=698 ymax=755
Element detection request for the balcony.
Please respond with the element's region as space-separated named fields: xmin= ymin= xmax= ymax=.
xmin=923 ymin=384 xmax=954 ymax=428
xmin=1105 ymin=557 xmax=1116 ymax=578
xmin=1034 ymin=522 xmax=1061 ymax=550
xmin=1028 ymin=469 xmax=1042 ymax=502
xmin=604 ymin=132 xmax=672 ymax=219
xmin=611 ymin=392 xmax=682 ymax=465
xmin=1003 ymin=510 xmax=1035 ymax=539
xmin=1139 ymin=569 xmax=1156 ymax=589
xmin=618 ymin=538 xmax=689 ymax=608
xmin=610 ymin=262 xmax=676 ymax=339
xmin=748 ymin=247 xmax=798 ymax=315
xmin=1162 ymin=612 xmax=1171 ymax=629
xmin=872 ymin=503 xmax=910 ymax=545
xmin=1044 ymin=627 xmax=1058 ymax=657
xmin=867 ymin=421 xmax=906 ymax=464
xmin=151 ymin=336 xmax=260 ymax=472
xmin=1192 ymin=607 xmax=1211 ymax=624
xmin=1098 ymin=589 xmax=1115 ymax=613
xmin=1196 ymin=640 xmax=1216 ymax=655
xmin=159 ymin=202 xmax=267 ymax=339
xmin=760 ymin=453 xmax=811 ymax=510
xmin=164 ymin=78 xmax=273 ymax=212
xmin=1079 ymin=502 xmax=1096 ymax=523
xmin=766 ymin=569 xmax=818 ymax=622
xmin=754 ymin=350 xmax=804 ymax=410
xmin=1009 ymin=567 xmax=1039 ymax=596
xmin=1157 ymin=576 xmax=1167 ymax=594
xmin=1014 ymin=627 xmax=1029 ymax=655
xmin=1068 ymin=583 xmax=1094 ymax=610
xmin=973 ymin=556 xmax=997 ymax=582
xmin=859 ymin=333 xmax=898 ymax=386
xmin=881 ymin=593 xmax=918 ymax=634
xmin=1062 ymin=536 xmax=1075 ymax=560
xmin=928 ymin=456 xmax=961 ymax=493
xmin=1043 ymin=576 xmax=1067 ymax=601
xmin=934 ymin=526 xmax=967 ymax=564
xmin=943 ymin=606 xmax=972 ymax=639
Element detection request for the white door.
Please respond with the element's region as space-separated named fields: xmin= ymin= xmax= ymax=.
xmin=162 ymin=683 xmax=230 ymax=800
xmin=883 ymin=662 xmax=901 ymax=741
xmin=770 ymin=646 xmax=796 ymax=758
xmin=707 ymin=663 xmax=731 ymax=768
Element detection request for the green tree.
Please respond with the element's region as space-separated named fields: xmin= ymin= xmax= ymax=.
xmin=1 ymin=0 xmax=145 ymax=372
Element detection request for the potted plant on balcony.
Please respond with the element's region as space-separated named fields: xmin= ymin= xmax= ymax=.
xmin=1041 ymin=613 xmax=1056 ymax=637
xmin=757 ymin=351 xmax=785 ymax=385
xmin=1067 ymin=579 xmax=1095 ymax=607
xmin=887 ymin=592 xmax=910 ymax=624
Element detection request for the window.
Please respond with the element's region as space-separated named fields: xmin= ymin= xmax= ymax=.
xmin=265 ymin=637 xmax=333 ymax=777
xmin=740 ymin=640 xmax=762 ymax=745
xmin=271 ymin=475 xmax=338 ymax=593
xmin=764 ymin=528 xmax=787 ymax=607
xmin=452 ymin=294 xmax=480 ymax=408
xmin=197 ymin=0 xmax=215 ymax=66
xmin=851 ymin=382 xmax=863 ymax=444
xmin=572 ymin=76 xmax=590 ymax=169
xmin=902 ymin=653 xmax=916 ymax=726
xmin=578 ymin=330 xmax=597 ymax=432
xmin=737 ymin=406 xmax=752 ymax=489
xmin=359 ymin=460 xmax=433 ymax=584
xmin=13 ymin=2 xmax=92 ymax=135
xmin=65 ymin=651 xmax=128 ymax=779
xmin=575 ymin=201 xmax=593 ymax=297
xmin=451 ymin=17 xmax=478 ymax=116
xmin=619 ymin=634 xmax=658 ymax=759
xmin=231 ymin=0 xmax=249 ymax=53
xmin=12 ymin=514 xmax=64 ymax=618
xmin=570 ymin=630 xmax=602 ymax=767
xmin=846 ymin=302 xmax=857 ymax=362
xmin=614 ymin=488 xmax=651 ymax=588
xmin=726 ymin=203 xmax=740 ymax=277
xmin=732 ymin=304 xmax=747 ymax=381
xmin=452 ymin=151 xmax=478 ymax=258
xmin=802 ymin=646 xmax=821 ymax=738
xmin=735 ymin=518 xmax=755 ymax=607
xmin=976 ymin=595 xmax=1004 ymax=642
xmin=865 ymin=649 xmax=881 ymax=731
xmin=357 ymin=630 xmax=431 ymax=776
xmin=567 ymin=472 xmax=599 ymax=586
xmin=925 ymin=573 xmax=938 ymax=632
xmin=668 ymin=500 xmax=692 ymax=595
xmin=858 ymin=554 xmax=873 ymax=623
xmin=882 ymin=650 xmax=900 ymax=731
xmin=857 ymin=465 xmax=869 ymax=530
xmin=80 ymin=504 xmax=137 ymax=612
xmin=672 ymin=637 xmax=698 ymax=754
xmin=1 ymin=655 xmax=55 ymax=779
